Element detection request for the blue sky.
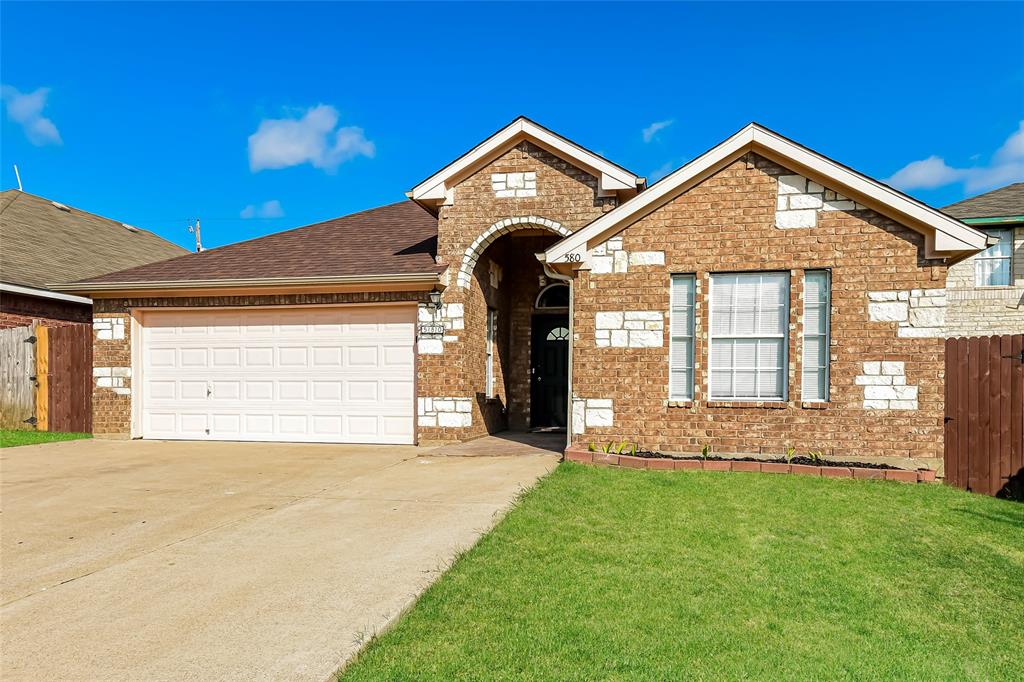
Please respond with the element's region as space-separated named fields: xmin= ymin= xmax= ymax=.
xmin=2 ymin=2 xmax=1022 ymax=250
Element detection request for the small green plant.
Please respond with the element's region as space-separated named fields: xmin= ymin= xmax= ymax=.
xmin=807 ymin=450 xmax=825 ymax=465
xmin=601 ymin=441 xmax=613 ymax=454
xmin=588 ymin=442 xmax=596 ymax=452
xmin=700 ymin=444 xmax=711 ymax=460
xmin=785 ymin=447 xmax=796 ymax=464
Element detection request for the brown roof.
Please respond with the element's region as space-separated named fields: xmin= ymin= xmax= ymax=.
xmin=942 ymin=183 xmax=1024 ymax=219
xmin=0 ymin=190 xmax=188 ymax=290
xmin=73 ymin=200 xmax=439 ymax=285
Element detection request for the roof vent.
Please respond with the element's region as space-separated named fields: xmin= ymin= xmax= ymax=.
xmin=50 ymin=201 xmax=71 ymax=212
xmin=121 ymin=223 xmax=140 ymax=232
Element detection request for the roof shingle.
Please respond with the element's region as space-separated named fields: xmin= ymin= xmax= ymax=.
xmin=942 ymin=183 xmax=1024 ymax=219
xmin=0 ymin=190 xmax=188 ymax=289
xmin=74 ymin=200 xmax=439 ymax=285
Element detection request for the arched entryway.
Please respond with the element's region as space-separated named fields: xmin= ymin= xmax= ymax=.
xmin=463 ymin=220 xmax=571 ymax=432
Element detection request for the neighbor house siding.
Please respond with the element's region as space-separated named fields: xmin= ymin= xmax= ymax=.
xmin=417 ymin=140 xmax=617 ymax=444
xmin=89 ymin=291 xmax=428 ymax=438
xmin=571 ymin=153 xmax=948 ymax=465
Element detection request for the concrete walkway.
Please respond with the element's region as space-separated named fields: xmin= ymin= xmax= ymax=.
xmin=0 ymin=438 xmax=558 ymax=681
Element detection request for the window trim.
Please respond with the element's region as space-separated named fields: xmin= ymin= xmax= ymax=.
xmin=485 ymin=308 xmax=496 ymax=398
xmin=669 ymin=273 xmax=696 ymax=401
xmin=974 ymin=228 xmax=1013 ymax=287
xmin=801 ymin=269 xmax=831 ymax=403
xmin=708 ymin=271 xmax=790 ymax=402
xmin=535 ymin=282 xmax=570 ymax=310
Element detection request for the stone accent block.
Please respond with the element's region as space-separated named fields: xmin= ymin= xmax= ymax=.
xmin=867 ymin=288 xmax=947 ymax=337
xmin=775 ymin=173 xmax=865 ymax=229
xmin=572 ymin=397 xmax=614 ymax=430
xmin=858 ymin=361 xmax=918 ymax=410
xmin=94 ymin=317 xmax=125 ymax=340
xmin=418 ymin=396 xmax=473 ymax=428
xmin=491 ymin=171 xmax=536 ymax=198
xmin=595 ymin=311 xmax=664 ymax=347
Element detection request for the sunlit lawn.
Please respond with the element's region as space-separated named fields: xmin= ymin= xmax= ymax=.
xmin=342 ymin=463 xmax=1024 ymax=680
xmin=0 ymin=430 xmax=91 ymax=448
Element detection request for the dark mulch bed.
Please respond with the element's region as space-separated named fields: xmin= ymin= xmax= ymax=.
xmin=624 ymin=450 xmax=901 ymax=470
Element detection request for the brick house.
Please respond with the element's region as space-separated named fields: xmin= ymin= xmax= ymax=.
xmin=57 ymin=118 xmax=993 ymax=469
xmin=941 ymin=183 xmax=1023 ymax=336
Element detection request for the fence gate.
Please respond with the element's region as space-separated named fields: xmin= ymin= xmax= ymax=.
xmin=0 ymin=323 xmax=37 ymax=429
xmin=944 ymin=334 xmax=1024 ymax=497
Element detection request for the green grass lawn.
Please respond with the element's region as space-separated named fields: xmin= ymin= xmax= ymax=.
xmin=0 ymin=430 xmax=91 ymax=448
xmin=342 ymin=463 xmax=1024 ymax=680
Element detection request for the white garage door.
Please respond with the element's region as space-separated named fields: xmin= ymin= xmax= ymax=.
xmin=139 ymin=306 xmax=416 ymax=444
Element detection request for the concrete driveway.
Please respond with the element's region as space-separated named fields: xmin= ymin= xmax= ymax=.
xmin=0 ymin=437 xmax=558 ymax=681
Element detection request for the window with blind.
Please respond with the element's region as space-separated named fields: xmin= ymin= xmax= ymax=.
xmin=709 ymin=272 xmax=789 ymax=401
xmin=669 ymin=275 xmax=695 ymax=400
xmin=975 ymin=228 xmax=1013 ymax=286
xmin=802 ymin=270 xmax=830 ymax=402
xmin=485 ymin=308 xmax=496 ymax=398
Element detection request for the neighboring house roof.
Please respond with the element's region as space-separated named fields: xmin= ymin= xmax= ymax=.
xmin=0 ymin=190 xmax=188 ymax=297
xmin=408 ymin=116 xmax=645 ymax=211
xmin=942 ymin=183 xmax=1024 ymax=224
xmin=56 ymin=201 xmax=440 ymax=292
xmin=545 ymin=123 xmax=988 ymax=268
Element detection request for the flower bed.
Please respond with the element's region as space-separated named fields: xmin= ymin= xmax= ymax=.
xmin=565 ymin=446 xmax=937 ymax=483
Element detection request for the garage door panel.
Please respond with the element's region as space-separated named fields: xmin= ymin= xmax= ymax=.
xmin=141 ymin=306 xmax=415 ymax=444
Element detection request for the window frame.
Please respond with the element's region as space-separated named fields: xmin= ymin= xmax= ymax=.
xmin=974 ymin=228 xmax=1013 ymax=287
xmin=485 ymin=308 xmax=496 ymax=398
xmin=801 ymin=269 xmax=831 ymax=403
xmin=669 ymin=274 xmax=696 ymax=401
xmin=707 ymin=271 xmax=790 ymax=402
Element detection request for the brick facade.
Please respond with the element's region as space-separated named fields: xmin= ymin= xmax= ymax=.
xmin=570 ymin=153 xmax=948 ymax=464
xmin=416 ymin=140 xmax=617 ymax=444
xmin=81 ymin=130 xmax=993 ymax=462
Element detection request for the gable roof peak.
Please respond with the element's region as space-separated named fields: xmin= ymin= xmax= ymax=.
xmin=408 ymin=117 xmax=644 ymax=211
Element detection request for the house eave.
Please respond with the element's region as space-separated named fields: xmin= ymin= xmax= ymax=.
xmin=0 ymin=281 xmax=93 ymax=306
xmin=544 ymin=123 xmax=989 ymax=266
xmin=51 ymin=272 xmax=442 ymax=298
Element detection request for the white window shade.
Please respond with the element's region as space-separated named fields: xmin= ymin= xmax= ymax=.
xmin=802 ymin=271 xmax=830 ymax=402
xmin=669 ymin=275 xmax=695 ymax=400
xmin=709 ymin=272 xmax=789 ymax=400
xmin=975 ymin=228 xmax=1012 ymax=287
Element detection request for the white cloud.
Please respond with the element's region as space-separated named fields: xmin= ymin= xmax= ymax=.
xmin=1 ymin=85 xmax=62 ymax=146
xmin=886 ymin=120 xmax=1024 ymax=193
xmin=642 ymin=119 xmax=674 ymax=143
xmin=248 ymin=104 xmax=374 ymax=173
xmin=240 ymin=199 xmax=284 ymax=219
xmin=885 ymin=156 xmax=962 ymax=190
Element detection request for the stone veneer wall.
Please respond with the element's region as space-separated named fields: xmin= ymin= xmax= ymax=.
xmin=571 ymin=153 xmax=948 ymax=463
xmin=417 ymin=140 xmax=617 ymax=443
xmin=88 ymin=291 xmax=428 ymax=438
xmin=944 ymin=225 xmax=1024 ymax=336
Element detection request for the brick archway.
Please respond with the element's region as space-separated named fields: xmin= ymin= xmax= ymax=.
xmin=455 ymin=216 xmax=572 ymax=288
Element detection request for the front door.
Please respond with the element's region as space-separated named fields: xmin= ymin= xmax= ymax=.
xmin=530 ymin=315 xmax=569 ymax=428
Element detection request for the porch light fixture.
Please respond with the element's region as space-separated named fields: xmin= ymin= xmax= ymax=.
xmin=428 ymin=290 xmax=443 ymax=311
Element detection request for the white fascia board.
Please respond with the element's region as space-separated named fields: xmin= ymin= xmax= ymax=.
xmin=0 ymin=281 xmax=92 ymax=305
xmin=749 ymin=127 xmax=987 ymax=251
xmin=410 ymin=118 xmax=639 ymax=203
xmin=546 ymin=123 xmax=987 ymax=265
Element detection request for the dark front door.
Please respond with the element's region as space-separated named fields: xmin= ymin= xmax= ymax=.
xmin=530 ymin=315 xmax=569 ymax=428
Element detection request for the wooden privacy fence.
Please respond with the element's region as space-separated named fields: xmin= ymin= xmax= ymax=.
xmin=0 ymin=323 xmax=92 ymax=433
xmin=944 ymin=334 xmax=1024 ymax=498
xmin=0 ymin=323 xmax=37 ymax=429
